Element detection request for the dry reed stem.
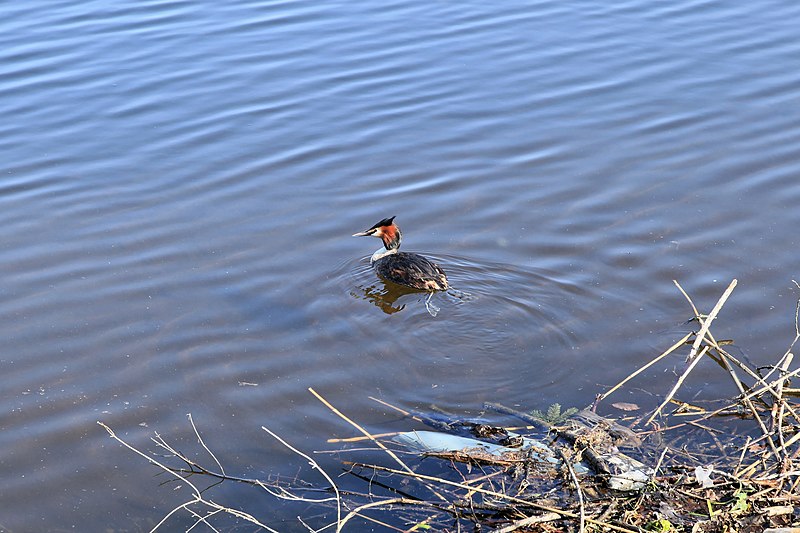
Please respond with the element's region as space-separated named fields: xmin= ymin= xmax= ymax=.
xmin=647 ymin=345 xmax=710 ymax=425
xmin=672 ymin=279 xmax=701 ymax=319
xmin=683 ymin=279 xmax=737 ymax=361
xmin=309 ymin=387 xmax=414 ymax=476
xmin=368 ymin=396 xmax=418 ymax=419
xmin=327 ymin=431 xmax=403 ymax=443
xmin=556 ymin=447 xmax=585 ymax=533
xmin=760 ymin=351 xmax=798 ymax=393
xmin=775 ymin=352 xmax=794 ymax=470
xmin=491 ymin=512 xmax=562 ymax=533
xmin=735 ymin=436 xmax=752 ymax=478
xmin=652 ymin=445 xmax=670 ymax=480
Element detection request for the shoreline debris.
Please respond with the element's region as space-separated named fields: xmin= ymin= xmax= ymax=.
xmin=99 ymin=279 xmax=800 ymax=532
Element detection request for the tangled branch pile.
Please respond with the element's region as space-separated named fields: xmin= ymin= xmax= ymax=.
xmin=101 ymin=279 xmax=800 ymax=532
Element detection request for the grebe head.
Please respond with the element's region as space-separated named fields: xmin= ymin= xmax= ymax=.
xmin=352 ymin=216 xmax=402 ymax=251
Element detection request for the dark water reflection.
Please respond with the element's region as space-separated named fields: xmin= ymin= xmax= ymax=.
xmin=2 ymin=0 xmax=800 ymax=529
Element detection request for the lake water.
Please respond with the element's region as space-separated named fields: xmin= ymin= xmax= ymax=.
xmin=2 ymin=0 xmax=800 ymax=530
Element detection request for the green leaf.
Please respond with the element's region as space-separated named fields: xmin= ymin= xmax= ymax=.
xmin=730 ymin=488 xmax=749 ymax=514
xmin=530 ymin=404 xmax=579 ymax=425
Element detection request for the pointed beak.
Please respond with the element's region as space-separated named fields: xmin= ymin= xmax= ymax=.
xmin=352 ymin=229 xmax=375 ymax=237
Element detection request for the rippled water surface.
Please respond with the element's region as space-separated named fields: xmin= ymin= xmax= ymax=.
xmin=3 ymin=0 xmax=800 ymax=530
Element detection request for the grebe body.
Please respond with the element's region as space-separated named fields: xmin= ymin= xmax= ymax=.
xmin=353 ymin=216 xmax=448 ymax=291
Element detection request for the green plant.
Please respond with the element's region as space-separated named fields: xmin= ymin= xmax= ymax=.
xmin=530 ymin=403 xmax=579 ymax=425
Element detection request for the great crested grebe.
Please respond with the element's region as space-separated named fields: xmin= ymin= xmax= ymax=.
xmin=353 ymin=216 xmax=448 ymax=291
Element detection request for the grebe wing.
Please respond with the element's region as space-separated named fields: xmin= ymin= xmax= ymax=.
xmin=374 ymin=252 xmax=448 ymax=291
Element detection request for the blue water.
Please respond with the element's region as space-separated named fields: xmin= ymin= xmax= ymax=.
xmin=2 ymin=0 xmax=800 ymax=530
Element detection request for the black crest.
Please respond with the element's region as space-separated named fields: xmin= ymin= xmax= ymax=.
xmin=369 ymin=216 xmax=397 ymax=230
